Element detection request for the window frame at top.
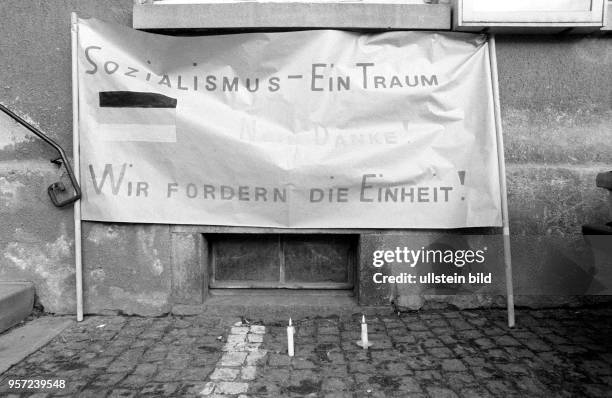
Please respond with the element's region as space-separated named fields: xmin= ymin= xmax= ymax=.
xmin=458 ymin=0 xmax=606 ymax=26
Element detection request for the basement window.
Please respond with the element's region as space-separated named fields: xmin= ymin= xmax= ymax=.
xmin=207 ymin=234 xmax=357 ymax=290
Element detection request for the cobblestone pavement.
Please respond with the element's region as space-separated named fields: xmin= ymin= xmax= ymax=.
xmin=1 ymin=308 xmax=611 ymax=397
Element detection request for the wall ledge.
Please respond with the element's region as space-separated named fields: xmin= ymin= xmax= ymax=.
xmin=133 ymin=2 xmax=451 ymax=31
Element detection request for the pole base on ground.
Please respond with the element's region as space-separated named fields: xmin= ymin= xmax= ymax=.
xmin=356 ymin=340 xmax=373 ymax=349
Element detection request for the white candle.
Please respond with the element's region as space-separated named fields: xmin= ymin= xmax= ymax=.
xmin=361 ymin=315 xmax=368 ymax=349
xmin=287 ymin=318 xmax=295 ymax=357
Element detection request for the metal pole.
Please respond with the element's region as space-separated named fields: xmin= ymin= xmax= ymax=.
xmin=71 ymin=12 xmax=84 ymax=322
xmin=488 ymin=35 xmax=515 ymax=328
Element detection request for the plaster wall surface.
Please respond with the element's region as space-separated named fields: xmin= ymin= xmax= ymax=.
xmin=0 ymin=1 xmax=610 ymax=314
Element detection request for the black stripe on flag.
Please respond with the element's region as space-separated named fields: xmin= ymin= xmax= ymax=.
xmin=99 ymin=91 xmax=177 ymax=108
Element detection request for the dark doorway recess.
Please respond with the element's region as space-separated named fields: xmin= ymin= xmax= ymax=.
xmin=208 ymin=234 xmax=357 ymax=290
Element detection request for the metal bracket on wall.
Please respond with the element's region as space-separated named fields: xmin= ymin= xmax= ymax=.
xmin=0 ymin=103 xmax=81 ymax=207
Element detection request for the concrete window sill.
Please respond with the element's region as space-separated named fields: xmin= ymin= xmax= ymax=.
xmin=132 ymin=2 xmax=451 ymax=31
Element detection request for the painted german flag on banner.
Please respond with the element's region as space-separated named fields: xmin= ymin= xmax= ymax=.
xmin=96 ymin=91 xmax=177 ymax=142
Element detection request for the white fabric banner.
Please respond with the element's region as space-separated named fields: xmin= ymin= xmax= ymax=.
xmin=76 ymin=17 xmax=502 ymax=228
